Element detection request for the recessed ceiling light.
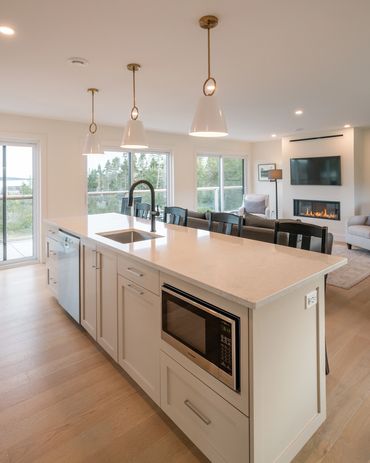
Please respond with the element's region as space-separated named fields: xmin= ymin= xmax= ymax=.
xmin=295 ymin=109 xmax=303 ymax=115
xmin=271 ymin=134 xmax=277 ymax=138
xmin=67 ymin=57 xmax=88 ymax=67
xmin=0 ymin=26 xmax=15 ymax=36
xmin=344 ymin=124 xmax=351 ymax=128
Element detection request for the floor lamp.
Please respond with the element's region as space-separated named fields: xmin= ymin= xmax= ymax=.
xmin=268 ymin=169 xmax=282 ymax=219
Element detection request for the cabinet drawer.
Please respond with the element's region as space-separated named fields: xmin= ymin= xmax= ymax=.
xmin=47 ymin=225 xmax=58 ymax=237
xmin=118 ymin=255 xmax=159 ymax=295
xmin=160 ymin=352 xmax=249 ymax=463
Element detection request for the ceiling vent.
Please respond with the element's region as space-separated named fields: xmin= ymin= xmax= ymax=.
xmin=289 ymin=134 xmax=343 ymax=143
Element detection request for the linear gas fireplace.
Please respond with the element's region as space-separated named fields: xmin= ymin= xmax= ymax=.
xmin=293 ymin=199 xmax=340 ymax=221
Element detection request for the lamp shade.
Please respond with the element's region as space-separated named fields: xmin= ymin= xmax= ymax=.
xmin=190 ymin=95 xmax=228 ymax=137
xmin=121 ymin=119 xmax=148 ymax=149
xmin=268 ymin=169 xmax=283 ymax=181
xmin=82 ymin=131 xmax=103 ymax=156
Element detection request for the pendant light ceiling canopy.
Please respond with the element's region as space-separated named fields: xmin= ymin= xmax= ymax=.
xmin=121 ymin=63 xmax=148 ymax=149
xmin=82 ymin=88 xmax=103 ymax=155
xmin=190 ymin=15 xmax=228 ymax=138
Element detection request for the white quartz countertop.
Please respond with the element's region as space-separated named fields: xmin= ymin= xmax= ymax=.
xmin=46 ymin=213 xmax=347 ymax=309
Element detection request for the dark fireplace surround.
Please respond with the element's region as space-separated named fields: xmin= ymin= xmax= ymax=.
xmin=293 ymin=199 xmax=340 ymax=221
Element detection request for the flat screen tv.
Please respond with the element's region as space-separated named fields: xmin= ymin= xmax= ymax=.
xmin=290 ymin=156 xmax=341 ymax=185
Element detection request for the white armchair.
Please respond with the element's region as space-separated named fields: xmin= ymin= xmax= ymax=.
xmin=346 ymin=215 xmax=370 ymax=250
xmin=238 ymin=194 xmax=271 ymax=219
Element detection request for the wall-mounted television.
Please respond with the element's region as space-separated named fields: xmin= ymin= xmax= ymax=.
xmin=290 ymin=156 xmax=341 ymax=185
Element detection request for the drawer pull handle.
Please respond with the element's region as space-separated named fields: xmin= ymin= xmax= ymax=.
xmin=184 ymin=400 xmax=211 ymax=426
xmin=127 ymin=283 xmax=145 ymax=295
xmin=127 ymin=267 xmax=144 ymax=277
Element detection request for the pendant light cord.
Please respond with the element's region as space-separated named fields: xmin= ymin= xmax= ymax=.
xmin=133 ymin=68 xmax=136 ymax=109
xmin=89 ymin=89 xmax=98 ymax=134
xmin=203 ymin=24 xmax=216 ymax=96
xmin=131 ymin=67 xmax=139 ymax=120
xmin=208 ymin=28 xmax=211 ymax=80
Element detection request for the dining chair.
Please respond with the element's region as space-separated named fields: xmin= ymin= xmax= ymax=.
xmin=208 ymin=212 xmax=243 ymax=237
xmin=163 ymin=207 xmax=188 ymax=226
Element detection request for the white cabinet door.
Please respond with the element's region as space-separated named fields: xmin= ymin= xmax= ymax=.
xmin=118 ymin=275 xmax=160 ymax=404
xmin=80 ymin=240 xmax=97 ymax=339
xmin=97 ymin=247 xmax=118 ymax=361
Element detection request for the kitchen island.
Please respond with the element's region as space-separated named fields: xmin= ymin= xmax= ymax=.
xmin=45 ymin=213 xmax=346 ymax=463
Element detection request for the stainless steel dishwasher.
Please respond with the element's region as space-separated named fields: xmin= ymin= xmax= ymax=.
xmin=57 ymin=230 xmax=80 ymax=323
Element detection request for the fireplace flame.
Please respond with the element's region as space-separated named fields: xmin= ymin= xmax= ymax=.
xmin=304 ymin=207 xmax=337 ymax=219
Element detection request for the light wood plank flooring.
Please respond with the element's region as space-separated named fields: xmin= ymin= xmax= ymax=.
xmin=0 ymin=264 xmax=369 ymax=463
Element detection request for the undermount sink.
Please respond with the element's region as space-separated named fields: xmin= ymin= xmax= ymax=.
xmin=97 ymin=229 xmax=163 ymax=244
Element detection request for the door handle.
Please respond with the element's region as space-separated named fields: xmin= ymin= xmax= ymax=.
xmin=184 ymin=400 xmax=211 ymax=425
xmin=91 ymin=249 xmax=96 ymax=268
xmin=127 ymin=283 xmax=145 ymax=296
xmin=95 ymin=252 xmax=101 ymax=270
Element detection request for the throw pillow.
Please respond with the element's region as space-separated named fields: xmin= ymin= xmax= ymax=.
xmin=244 ymin=198 xmax=265 ymax=214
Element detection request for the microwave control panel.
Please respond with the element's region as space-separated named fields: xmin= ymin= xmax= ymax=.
xmin=219 ymin=320 xmax=232 ymax=374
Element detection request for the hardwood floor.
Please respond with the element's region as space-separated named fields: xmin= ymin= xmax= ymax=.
xmin=0 ymin=264 xmax=369 ymax=462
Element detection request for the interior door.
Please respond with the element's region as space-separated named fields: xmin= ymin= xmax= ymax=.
xmin=0 ymin=143 xmax=37 ymax=264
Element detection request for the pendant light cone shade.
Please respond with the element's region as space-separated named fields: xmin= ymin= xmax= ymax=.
xmin=190 ymin=15 xmax=228 ymax=138
xmin=121 ymin=119 xmax=148 ymax=149
xmin=82 ymin=88 xmax=103 ymax=155
xmin=190 ymin=95 xmax=227 ymax=137
xmin=82 ymin=131 xmax=102 ymax=155
xmin=121 ymin=63 xmax=148 ymax=149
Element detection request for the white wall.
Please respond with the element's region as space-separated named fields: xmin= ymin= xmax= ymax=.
xmin=250 ymin=140 xmax=282 ymax=218
xmin=281 ymin=129 xmax=355 ymax=239
xmin=0 ymin=112 xmax=251 ymax=259
xmin=354 ymin=127 xmax=370 ymax=215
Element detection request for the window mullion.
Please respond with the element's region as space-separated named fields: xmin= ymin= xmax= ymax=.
xmin=219 ymin=156 xmax=224 ymax=212
xmin=128 ymin=151 xmax=132 ymax=188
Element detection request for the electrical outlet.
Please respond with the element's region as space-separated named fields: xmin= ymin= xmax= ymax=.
xmin=305 ymin=290 xmax=317 ymax=309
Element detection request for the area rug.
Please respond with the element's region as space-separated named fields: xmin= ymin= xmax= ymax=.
xmin=327 ymin=243 xmax=370 ymax=289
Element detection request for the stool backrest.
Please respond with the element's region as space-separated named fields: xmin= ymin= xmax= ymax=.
xmin=163 ymin=207 xmax=188 ymax=226
xmin=274 ymin=220 xmax=328 ymax=254
xmin=208 ymin=212 xmax=243 ymax=237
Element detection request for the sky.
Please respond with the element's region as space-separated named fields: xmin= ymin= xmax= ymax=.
xmin=1 ymin=145 xmax=33 ymax=181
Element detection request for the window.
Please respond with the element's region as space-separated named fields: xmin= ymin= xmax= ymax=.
xmin=87 ymin=150 xmax=170 ymax=215
xmin=196 ymin=155 xmax=246 ymax=212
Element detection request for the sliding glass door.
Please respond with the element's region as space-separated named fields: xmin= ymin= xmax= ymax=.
xmin=196 ymin=155 xmax=246 ymax=212
xmin=87 ymin=150 xmax=170 ymax=214
xmin=0 ymin=143 xmax=37 ymax=264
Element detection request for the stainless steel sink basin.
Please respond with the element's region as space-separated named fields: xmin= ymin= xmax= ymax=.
xmin=97 ymin=229 xmax=163 ymax=244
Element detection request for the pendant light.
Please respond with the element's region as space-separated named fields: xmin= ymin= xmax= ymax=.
xmin=121 ymin=63 xmax=148 ymax=149
xmin=82 ymin=88 xmax=103 ymax=155
xmin=190 ymin=15 xmax=228 ymax=138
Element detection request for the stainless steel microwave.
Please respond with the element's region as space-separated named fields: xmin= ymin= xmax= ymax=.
xmin=161 ymin=284 xmax=240 ymax=391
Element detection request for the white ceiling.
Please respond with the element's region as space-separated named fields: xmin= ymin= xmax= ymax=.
xmin=1 ymin=0 xmax=370 ymax=141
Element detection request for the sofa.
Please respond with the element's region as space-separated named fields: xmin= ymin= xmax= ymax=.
xmin=187 ymin=211 xmax=333 ymax=254
xmin=346 ymin=215 xmax=370 ymax=251
xmin=188 ymin=211 xmax=280 ymax=244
